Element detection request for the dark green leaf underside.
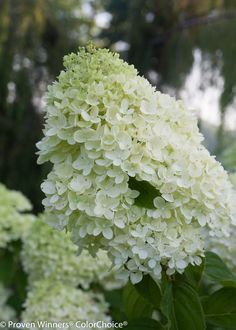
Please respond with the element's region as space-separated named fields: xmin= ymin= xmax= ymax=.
xmin=135 ymin=275 xmax=162 ymax=309
xmin=128 ymin=177 xmax=161 ymax=209
xmin=123 ymin=282 xmax=153 ymax=320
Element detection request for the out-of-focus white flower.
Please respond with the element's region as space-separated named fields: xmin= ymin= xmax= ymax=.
xmin=21 ymin=214 xmax=125 ymax=290
xmin=21 ymin=280 xmax=110 ymax=329
xmin=0 ymin=184 xmax=34 ymax=248
xmin=0 ymin=283 xmax=16 ymax=322
xmin=37 ymin=45 xmax=236 ymax=283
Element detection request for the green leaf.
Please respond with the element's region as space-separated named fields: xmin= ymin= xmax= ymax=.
xmin=204 ymin=251 xmax=236 ymax=287
xmin=160 ymin=282 xmax=205 ymax=330
xmin=160 ymin=282 xmax=177 ymax=329
xmin=203 ymin=287 xmax=236 ymax=328
xmin=125 ymin=318 xmax=163 ymax=330
xmin=0 ymin=241 xmax=28 ymax=316
xmin=135 ymin=275 xmax=162 ymax=309
xmin=173 ymin=282 xmax=205 ymax=330
xmin=123 ymin=282 xmax=153 ymax=320
xmin=128 ymin=177 xmax=161 ymax=209
xmin=103 ymin=289 xmax=126 ymax=321
xmin=184 ymin=260 xmax=205 ymax=289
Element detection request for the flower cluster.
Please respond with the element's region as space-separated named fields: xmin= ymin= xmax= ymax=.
xmin=0 ymin=283 xmax=16 ymax=322
xmin=37 ymin=45 xmax=236 ymax=283
xmin=0 ymin=183 xmax=113 ymax=324
xmin=0 ymin=184 xmax=34 ymax=248
xmin=208 ymin=173 xmax=236 ymax=272
xmin=21 ymin=214 xmax=125 ymax=289
xmin=21 ymin=280 xmax=110 ymax=329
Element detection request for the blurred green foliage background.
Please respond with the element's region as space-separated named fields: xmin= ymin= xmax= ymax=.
xmin=0 ymin=0 xmax=236 ymax=212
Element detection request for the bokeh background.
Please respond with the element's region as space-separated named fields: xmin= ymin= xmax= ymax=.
xmin=0 ymin=0 xmax=236 ymax=213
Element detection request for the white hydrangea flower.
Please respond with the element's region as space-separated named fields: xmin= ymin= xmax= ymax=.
xmin=21 ymin=280 xmax=110 ymax=329
xmin=208 ymin=173 xmax=236 ymax=272
xmin=37 ymin=45 xmax=236 ymax=283
xmin=0 ymin=283 xmax=16 ymax=322
xmin=0 ymin=183 xmax=34 ymax=248
xmin=21 ymin=214 xmax=125 ymax=290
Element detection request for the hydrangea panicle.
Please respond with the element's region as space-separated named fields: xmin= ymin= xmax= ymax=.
xmin=37 ymin=45 xmax=236 ymax=283
xmin=22 ymin=214 xmax=125 ymax=289
xmin=22 ymin=280 xmax=110 ymax=328
xmin=0 ymin=284 xmax=16 ymax=322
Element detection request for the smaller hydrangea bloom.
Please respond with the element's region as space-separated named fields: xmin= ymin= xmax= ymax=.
xmin=21 ymin=214 xmax=125 ymax=289
xmin=21 ymin=280 xmax=110 ymax=329
xmin=0 ymin=284 xmax=16 ymax=322
xmin=0 ymin=184 xmax=34 ymax=248
xmin=37 ymin=45 xmax=236 ymax=283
